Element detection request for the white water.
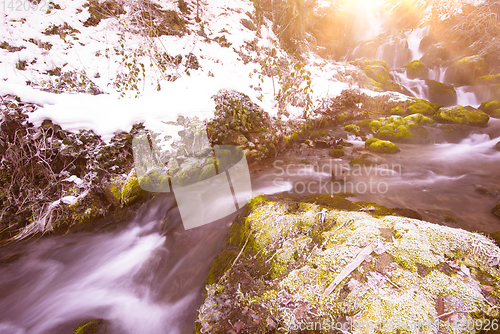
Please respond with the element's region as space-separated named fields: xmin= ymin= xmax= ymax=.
xmin=407 ymin=27 xmax=429 ymax=61
xmin=435 ymin=133 xmax=500 ymax=160
xmin=456 ymin=86 xmax=480 ymax=107
xmin=0 ymin=197 xmax=237 ymax=334
xmin=392 ymin=71 xmax=428 ymax=99
xmin=429 ymin=67 xmax=447 ymax=82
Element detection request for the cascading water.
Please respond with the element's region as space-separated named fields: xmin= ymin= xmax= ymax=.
xmin=0 ymin=177 xmax=296 ymax=334
xmin=429 ymin=67 xmax=447 ymax=82
xmin=456 ymin=86 xmax=480 ymax=107
xmin=406 ymin=26 xmax=429 ymax=61
xmin=1 ymin=119 xmax=500 ymax=333
xmin=391 ymin=71 xmax=428 ymax=100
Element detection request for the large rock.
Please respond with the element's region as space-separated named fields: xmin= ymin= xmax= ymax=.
xmin=420 ymin=44 xmax=452 ymax=67
xmin=407 ymin=98 xmax=442 ymax=116
xmin=359 ymin=113 xmax=433 ymax=142
xmin=367 ymin=139 xmax=400 ymax=153
xmin=351 ymin=58 xmax=410 ymax=95
xmin=434 ymin=105 xmax=490 ymax=127
xmin=479 ymin=99 xmax=500 ymax=118
xmin=418 ymin=35 xmax=437 ymax=53
xmin=196 ymin=195 xmax=500 ymax=334
xmin=425 ymin=79 xmax=457 ymax=106
xmin=404 ymin=60 xmax=429 ymax=79
xmin=444 ymin=56 xmax=488 ymax=86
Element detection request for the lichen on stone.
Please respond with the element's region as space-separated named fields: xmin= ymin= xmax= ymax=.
xmin=196 ymin=195 xmax=500 ymax=334
xmin=434 ymin=105 xmax=490 ymax=127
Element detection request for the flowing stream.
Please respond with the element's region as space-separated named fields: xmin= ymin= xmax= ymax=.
xmin=1 ymin=119 xmax=499 ymax=334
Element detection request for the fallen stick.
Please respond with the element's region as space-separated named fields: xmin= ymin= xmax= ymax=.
xmin=323 ymin=243 xmax=374 ymax=297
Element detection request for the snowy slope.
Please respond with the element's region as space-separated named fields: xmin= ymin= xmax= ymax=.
xmin=0 ymin=0 xmax=387 ymax=141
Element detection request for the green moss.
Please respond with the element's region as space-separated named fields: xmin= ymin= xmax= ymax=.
xmin=352 ymin=58 xmax=408 ymax=94
xmin=121 ymin=172 xmax=147 ymax=205
xmin=404 ymin=60 xmax=429 ymax=79
xmin=368 ymin=139 xmax=400 ymax=154
xmin=344 ymin=124 xmax=362 ymax=136
xmin=303 ymin=193 xmax=361 ymax=211
xmin=421 ymin=270 xmax=488 ymax=313
xmin=357 ymin=202 xmax=394 ymax=217
xmin=404 ymin=113 xmax=434 ymax=125
xmin=434 ymin=105 xmax=490 ymax=126
xmin=205 ymin=250 xmax=237 ymax=285
xmin=445 ymin=55 xmax=487 ymax=86
xmin=426 ymin=80 xmax=457 ymax=106
xmin=69 ymin=197 xmax=107 ymax=226
xmin=477 ymin=74 xmax=500 ymax=85
xmin=359 ymin=290 xmax=437 ymax=333
xmin=390 ymin=106 xmax=406 ymax=115
xmin=138 ymin=170 xmax=170 ymax=192
xmin=350 ymin=157 xmax=374 ymax=166
xmin=329 ymin=148 xmax=344 ymax=158
xmin=199 ymin=163 xmax=216 ymax=181
xmin=407 ymin=99 xmax=440 ymax=116
xmin=309 ymin=130 xmax=329 ymax=139
xmin=365 ymin=137 xmax=380 ymax=147
xmin=376 ymin=123 xmax=412 ymax=141
xmin=388 ymin=115 xmax=405 ymax=126
xmin=197 ymin=195 xmax=500 ymax=334
xmin=110 ymin=186 xmax=122 ymax=202
xmin=371 ymin=119 xmax=383 ymax=132
xmin=75 ymin=320 xmax=104 ymax=334
xmin=479 ymin=99 xmax=500 ymax=118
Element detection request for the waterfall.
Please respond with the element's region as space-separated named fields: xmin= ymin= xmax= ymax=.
xmin=407 ymin=27 xmax=429 ymax=61
xmin=392 ymin=70 xmax=428 ymax=100
xmin=456 ymin=86 xmax=480 ymax=108
xmin=429 ymin=67 xmax=447 ymax=82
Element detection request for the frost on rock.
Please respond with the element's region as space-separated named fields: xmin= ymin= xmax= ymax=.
xmin=196 ymin=194 xmax=500 ymax=334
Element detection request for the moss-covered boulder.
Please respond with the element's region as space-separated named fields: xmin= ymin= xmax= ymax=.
xmin=389 ymin=106 xmax=406 ymax=115
xmin=197 ymin=195 xmax=500 ymax=334
xmin=445 ymin=55 xmax=487 ymax=86
xmin=376 ymin=123 xmax=412 ymax=141
xmin=207 ymin=89 xmax=269 ymax=145
xmin=365 ymin=137 xmax=380 ymax=147
xmin=329 ymin=149 xmax=344 ymax=158
xmin=368 ymin=139 xmax=400 ymax=153
xmin=352 ymin=58 xmax=410 ymax=94
xmin=404 ymin=60 xmax=429 ymax=79
xmin=344 ymin=124 xmax=362 ymax=136
xmin=407 ymin=99 xmax=442 ymax=116
xmin=360 ymin=112 xmax=434 ymax=143
xmin=439 ymin=124 xmax=474 ymax=143
xmin=434 ymin=105 xmax=490 ymax=127
xmin=350 ymin=156 xmax=374 ymax=166
xmin=425 ymin=80 xmax=457 ymax=106
xmin=405 ymin=112 xmax=433 ymax=124
xmin=479 ymin=100 xmax=500 ymax=118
